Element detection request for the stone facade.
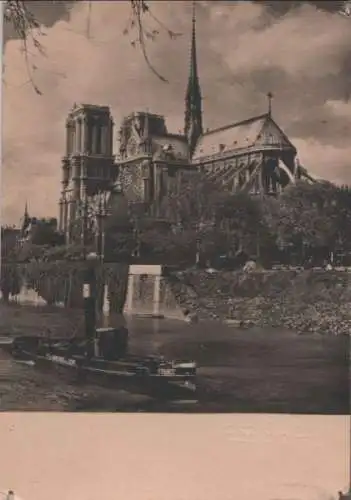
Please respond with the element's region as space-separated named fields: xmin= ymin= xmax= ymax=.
xmin=117 ymin=111 xmax=192 ymax=217
xmin=59 ymin=104 xmax=117 ymax=243
xmin=58 ymin=7 xmax=314 ymax=244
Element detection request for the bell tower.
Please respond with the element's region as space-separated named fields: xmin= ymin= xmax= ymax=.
xmin=59 ymin=103 xmax=117 ymax=243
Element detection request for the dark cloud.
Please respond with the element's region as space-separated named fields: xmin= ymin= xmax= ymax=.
xmin=3 ymin=1 xmax=74 ymax=43
xmin=253 ymin=1 xmax=345 ymax=15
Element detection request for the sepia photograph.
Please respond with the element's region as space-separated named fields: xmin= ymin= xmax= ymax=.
xmin=0 ymin=0 xmax=350 ymax=413
xmin=0 ymin=414 xmax=350 ymax=500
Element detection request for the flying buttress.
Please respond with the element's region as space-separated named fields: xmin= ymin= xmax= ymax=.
xmin=277 ymin=159 xmax=296 ymax=184
xmin=240 ymin=160 xmax=263 ymax=192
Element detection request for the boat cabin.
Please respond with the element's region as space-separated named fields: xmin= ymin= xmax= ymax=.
xmin=95 ymin=326 xmax=129 ymax=360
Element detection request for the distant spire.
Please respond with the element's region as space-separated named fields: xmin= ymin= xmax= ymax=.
xmin=184 ymin=1 xmax=203 ymax=158
xmin=20 ymin=201 xmax=30 ymax=236
xmin=267 ymin=92 xmax=273 ymax=117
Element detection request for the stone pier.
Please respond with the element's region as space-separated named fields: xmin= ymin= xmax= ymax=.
xmin=121 ymin=264 xmax=184 ymax=320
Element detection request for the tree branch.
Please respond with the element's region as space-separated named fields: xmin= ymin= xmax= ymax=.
xmin=4 ymin=0 xmax=46 ymax=94
xmin=124 ymin=0 xmax=182 ymax=83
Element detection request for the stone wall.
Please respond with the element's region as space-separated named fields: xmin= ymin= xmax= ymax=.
xmin=0 ymin=263 xmax=185 ymax=321
xmin=3 ymin=263 xmax=351 ymax=334
xmin=168 ymin=269 xmax=351 ymax=334
xmin=123 ymin=264 xmax=184 ymax=319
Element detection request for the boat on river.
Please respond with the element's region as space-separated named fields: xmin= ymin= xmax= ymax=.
xmin=8 ymin=327 xmax=197 ymax=400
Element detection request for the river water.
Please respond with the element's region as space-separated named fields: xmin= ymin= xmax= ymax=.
xmin=0 ymin=305 xmax=349 ymax=413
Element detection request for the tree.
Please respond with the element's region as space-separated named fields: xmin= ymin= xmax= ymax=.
xmin=2 ymin=218 xmax=65 ymax=263
xmin=1 ymin=226 xmax=20 ymax=261
xmin=29 ymin=218 xmax=64 ymax=246
xmin=138 ymin=226 xmax=195 ymax=264
xmin=160 ymin=171 xmax=220 ymax=226
xmin=41 ymin=242 xmax=94 ymax=262
xmin=0 ymin=263 xmax=21 ymax=301
xmin=159 ymin=173 xmax=273 ymax=266
xmin=272 ymin=181 xmax=341 ymax=264
xmin=4 ymin=0 xmax=180 ymax=93
xmin=104 ymin=215 xmax=136 ymax=262
xmin=157 ymin=171 xmax=223 ymax=264
xmin=213 ymin=191 xmax=268 ymax=259
xmin=329 ymin=184 xmax=351 ymax=259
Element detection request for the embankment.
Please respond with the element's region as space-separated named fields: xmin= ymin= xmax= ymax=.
xmin=0 ymin=261 xmax=128 ymax=313
xmin=167 ymin=269 xmax=351 ymax=335
xmin=2 ymin=262 xmax=351 ymax=335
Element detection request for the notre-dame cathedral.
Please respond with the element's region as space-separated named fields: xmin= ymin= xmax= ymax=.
xmin=58 ymin=5 xmax=314 ymax=244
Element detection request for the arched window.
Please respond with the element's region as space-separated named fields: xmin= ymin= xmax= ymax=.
xmin=66 ymin=121 xmax=72 ymax=154
xmin=77 ymin=119 xmax=82 ymax=153
xmin=72 ymin=124 xmax=76 ymax=154
xmin=87 ymin=120 xmax=93 ymax=154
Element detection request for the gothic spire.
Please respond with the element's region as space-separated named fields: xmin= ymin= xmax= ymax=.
xmin=24 ymin=200 xmax=29 ymax=219
xmin=21 ymin=201 xmax=30 ymax=236
xmin=184 ymin=1 xmax=203 ymax=158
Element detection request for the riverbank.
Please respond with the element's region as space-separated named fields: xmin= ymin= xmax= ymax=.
xmin=169 ymin=269 xmax=351 ymax=335
xmin=3 ymin=264 xmax=351 ymax=336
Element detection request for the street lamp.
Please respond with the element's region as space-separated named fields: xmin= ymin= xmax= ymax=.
xmin=83 ymin=251 xmax=98 ymax=359
xmin=95 ymin=191 xmax=107 ymax=262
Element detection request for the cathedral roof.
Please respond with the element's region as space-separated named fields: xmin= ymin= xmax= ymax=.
xmin=192 ymin=113 xmax=296 ymax=161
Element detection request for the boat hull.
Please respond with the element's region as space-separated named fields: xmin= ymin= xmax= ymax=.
xmin=8 ymin=336 xmax=197 ymax=400
xmin=8 ymin=342 xmax=196 ymax=400
xmin=35 ymin=355 xmax=196 ymax=400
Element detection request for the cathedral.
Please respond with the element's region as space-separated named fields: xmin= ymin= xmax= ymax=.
xmin=58 ymin=5 xmax=314 ymax=245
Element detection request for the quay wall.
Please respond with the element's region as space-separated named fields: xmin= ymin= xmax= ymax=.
xmin=1 ymin=262 xmax=350 ymax=334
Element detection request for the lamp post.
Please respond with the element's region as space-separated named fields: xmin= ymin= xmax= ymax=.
xmin=95 ymin=191 xmax=107 ymax=263
xmin=83 ymin=251 xmax=98 ymax=359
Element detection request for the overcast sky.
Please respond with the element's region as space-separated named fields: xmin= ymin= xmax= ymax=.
xmin=0 ymin=414 xmax=348 ymax=500
xmin=2 ymin=0 xmax=351 ymax=224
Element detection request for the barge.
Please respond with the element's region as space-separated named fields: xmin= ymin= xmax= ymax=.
xmin=9 ymin=327 xmax=197 ymax=400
